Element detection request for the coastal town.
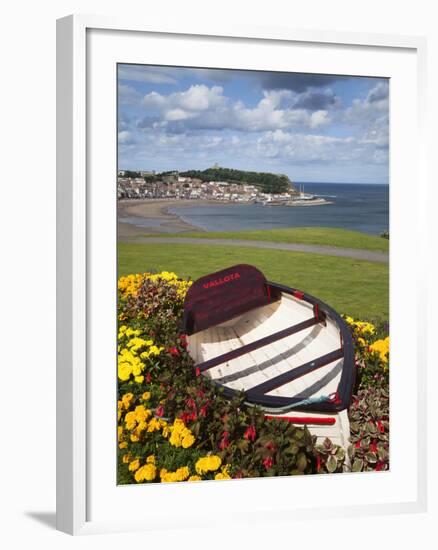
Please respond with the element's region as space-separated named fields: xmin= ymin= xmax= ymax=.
xmin=117 ymin=169 xmax=331 ymax=207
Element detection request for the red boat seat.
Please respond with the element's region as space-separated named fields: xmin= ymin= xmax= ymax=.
xmin=182 ymin=264 xmax=281 ymax=335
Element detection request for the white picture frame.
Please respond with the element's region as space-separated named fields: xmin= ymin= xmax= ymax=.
xmin=56 ymin=14 xmax=428 ymax=535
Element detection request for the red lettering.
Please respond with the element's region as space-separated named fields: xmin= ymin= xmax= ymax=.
xmin=202 ymin=272 xmax=241 ymax=290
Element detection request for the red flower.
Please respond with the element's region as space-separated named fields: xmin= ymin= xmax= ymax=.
xmin=169 ymin=346 xmax=179 ymax=356
xmin=263 ymin=456 xmax=274 ymax=470
xmin=200 ymin=405 xmax=208 ymax=417
xmin=195 ymin=367 xmax=200 ymax=377
xmin=316 ymin=455 xmax=322 ymax=472
xmin=179 ymin=334 xmax=188 ymax=348
xmin=355 ymin=440 xmax=361 ymax=449
xmin=181 ymin=410 xmax=196 ymax=423
xmin=377 ymin=420 xmax=385 ymax=433
xmin=186 ymin=398 xmax=196 ymax=410
xmin=375 ymin=461 xmax=385 ymax=471
xmin=219 ymin=431 xmax=230 ymax=450
xmin=145 ymin=372 xmax=152 ymax=383
xmin=155 ymin=405 xmax=164 ymax=417
xmin=369 ymin=440 xmax=378 ymax=453
xmin=265 ymin=440 xmax=276 ymax=452
xmin=244 ymin=425 xmax=256 ymax=442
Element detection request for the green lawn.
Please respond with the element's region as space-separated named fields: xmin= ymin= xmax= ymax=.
xmin=138 ymin=227 xmax=389 ymax=252
xmin=118 ymin=242 xmax=389 ymax=321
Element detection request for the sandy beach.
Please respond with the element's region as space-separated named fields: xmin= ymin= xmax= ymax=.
xmin=118 ymin=199 xmax=219 ymax=239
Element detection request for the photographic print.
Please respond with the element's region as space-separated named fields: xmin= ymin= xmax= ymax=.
xmin=117 ymin=64 xmax=389 ymax=484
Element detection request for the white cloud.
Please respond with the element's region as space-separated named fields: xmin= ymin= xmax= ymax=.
xmin=118 ymin=84 xmax=142 ymax=106
xmin=164 ymin=108 xmax=192 ymax=121
xmin=143 ymin=84 xmax=225 ymax=112
xmin=310 ymin=110 xmax=331 ymax=128
xmin=254 ymin=130 xmax=383 ymax=165
xmin=118 ymin=131 xmax=133 ymax=144
xmin=140 ymin=85 xmax=332 ymax=133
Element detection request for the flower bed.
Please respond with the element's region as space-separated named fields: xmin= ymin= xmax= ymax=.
xmin=117 ymin=271 xmax=389 ymax=484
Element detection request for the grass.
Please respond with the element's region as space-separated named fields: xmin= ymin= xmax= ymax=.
xmin=138 ymin=227 xmax=389 ymax=252
xmin=118 ymin=242 xmax=389 ymax=320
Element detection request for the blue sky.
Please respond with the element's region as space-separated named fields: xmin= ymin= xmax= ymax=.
xmin=118 ymin=65 xmax=389 ymax=184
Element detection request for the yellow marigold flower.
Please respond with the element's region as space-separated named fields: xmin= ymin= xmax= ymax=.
xmin=119 ymin=441 xmax=127 ymax=449
xmin=160 ymin=466 xmax=190 ymax=483
xmin=159 ymin=468 xmax=168 ymax=480
xmin=125 ymin=411 xmax=137 ymax=430
xmin=134 ymin=405 xmax=151 ymax=423
xmin=215 ymin=465 xmax=232 ymax=480
xmin=188 ymin=475 xmax=202 ymax=481
xmin=132 ymin=364 xmax=142 ymax=377
xmin=135 ymin=463 xmax=156 ymax=482
xmin=134 ymin=375 xmax=144 ymax=384
xmin=122 ymin=454 xmax=131 ymax=464
xmin=130 ymin=433 xmax=139 ymax=442
xmin=176 ymin=466 xmax=190 ymax=481
xmin=129 ymin=459 xmax=140 ymax=472
xmin=182 ymin=433 xmax=195 ymax=449
xmin=147 ymin=418 xmax=162 ymax=433
xmin=140 ymin=351 xmax=150 ymax=360
xmin=121 ymin=393 xmax=134 ymax=408
xmin=354 ymin=321 xmax=375 ymax=335
xmin=195 ymin=455 xmax=222 ymax=475
xmin=369 ymin=336 xmax=390 ymax=363
xmin=149 ymin=345 xmax=163 ymax=356
xmin=142 ymin=392 xmax=151 ymax=401
xmin=146 ymin=455 xmax=155 ymax=464
xmin=168 ymin=418 xmax=194 ymax=447
xmin=169 ymin=431 xmax=182 ymax=447
xmin=118 ymin=362 xmax=132 ymax=381
xmin=117 ymin=426 xmax=123 ymax=441
xmin=136 ymin=421 xmax=148 ymax=432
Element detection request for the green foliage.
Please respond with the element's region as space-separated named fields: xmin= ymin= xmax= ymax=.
xmin=180 ymin=167 xmax=294 ymax=193
xmin=347 ymin=383 xmax=389 ymax=472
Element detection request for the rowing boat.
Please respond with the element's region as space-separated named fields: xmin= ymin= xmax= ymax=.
xmin=182 ymin=264 xmax=355 ymax=450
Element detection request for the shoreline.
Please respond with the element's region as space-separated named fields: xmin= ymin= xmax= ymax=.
xmin=117 ymin=197 xmax=333 ymax=240
xmin=118 ymin=199 xmax=220 ymax=239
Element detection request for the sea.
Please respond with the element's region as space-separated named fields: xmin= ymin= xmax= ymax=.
xmin=168 ymin=182 xmax=389 ymax=236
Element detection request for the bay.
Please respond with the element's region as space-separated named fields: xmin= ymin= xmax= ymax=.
xmin=168 ymin=182 xmax=389 ymax=236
